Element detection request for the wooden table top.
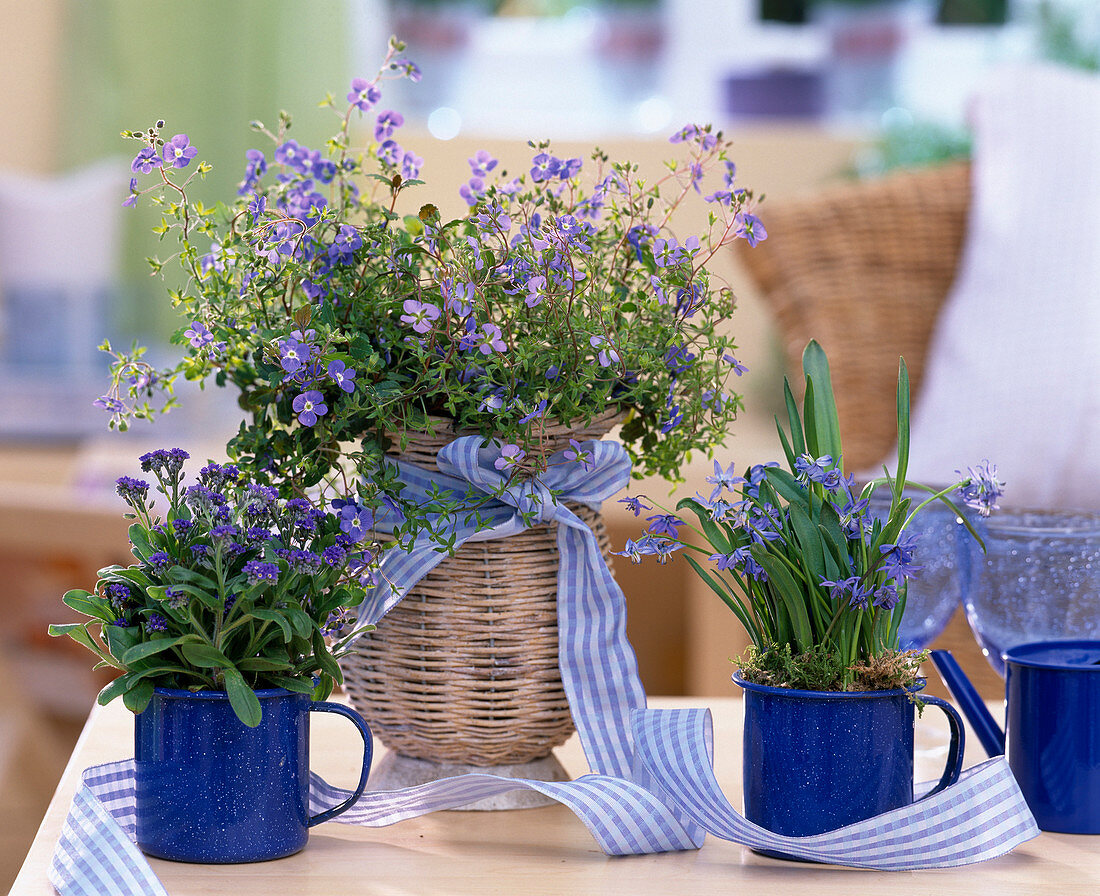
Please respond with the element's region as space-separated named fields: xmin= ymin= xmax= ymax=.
xmin=12 ymin=696 xmax=1100 ymax=895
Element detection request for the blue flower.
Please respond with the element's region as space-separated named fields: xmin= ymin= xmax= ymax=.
xmin=374 ymin=110 xmax=404 ymax=141
xmin=392 ymin=58 xmax=421 ymax=82
xmin=955 ymin=460 xmax=1005 ymax=518
xmin=237 ymin=149 xmax=266 ymax=195
xmin=131 ymin=145 xmax=162 ymax=174
xmin=660 ymin=405 xmax=683 ymax=433
xmin=292 ymin=390 xmax=328 ymax=427
xmin=147 ymin=552 xmax=171 ymax=573
xmin=338 ymin=504 xmax=375 ymax=543
xmin=115 ymin=476 xmax=150 ymax=506
xmin=590 ymin=335 xmax=620 ymax=368
xmin=879 ymin=533 xmax=922 ymax=582
xmin=165 ymin=587 xmax=188 ymax=610
xmin=161 ymin=134 xmax=197 ymax=170
xmin=478 ymin=324 xmax=507 ymax=355
xmin=468 ymin=150 xmax=498 ymax=178
xmin=184 ymin=484 xmax=228 ymax=517
xmin=723 ymin=353 xmax=747 ymax=376
xmin=400 ymin=299 xmax=441 ymax=334
xmin=646 ymin=514 xmax=684 ymax=538
xmin=705 ymin=460 xmax=739 ymax=502
xmin=618 ymin=496 xmax=651 ymax=517
xmin=530 ymin=153 xmax=561 ymax=183
xmin=144 ymin=613 xmax=168 ymax=634
xmin=139 ymin=448 xmax=190 ymax=478
xmin=347 ymin=78 xmax=381 ymax=112
xmin=199 ymin=463 xmax=239 ymax=491
xmin=518 ymin=399 xmax=548 ymax=426
xmin=494 ymin=444 xmax=526 ymax=473
xmin=105 ymin=583 xmax=133 ymax=608
xmin=322 ymin=545 xmax=348 ymax=567
xmin=820 ymin=575 xmax=870 ymax=609
xmin=563 ymin=439 xmax=594 ymax=472
xmin=243 ymin=560 xmax=280 ymax=584
xmin=734 ymin=212 xmax=767 ymax=248
xmin=323 ymin=360 xmax=356 ymax=394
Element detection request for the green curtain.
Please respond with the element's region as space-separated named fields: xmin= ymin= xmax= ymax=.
xmin=62 ymin=0 xmax=354 ymax=340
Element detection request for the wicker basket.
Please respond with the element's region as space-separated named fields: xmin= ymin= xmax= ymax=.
xmin=738 ymin=162 xmax=971 ymax=472
xmin=342 ymin=411 xmax=621 ymax=767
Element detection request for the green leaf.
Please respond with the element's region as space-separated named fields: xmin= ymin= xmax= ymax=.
xmin=101 ymin=566 xmax=154 ymax=589
xmin=180 ymin=641 xmax=232 ymax=668
xmin=763 ymin=468 xmax=810 ymax=509
xmin=682 ymin=555 xmax=763 ymax=645
xmin=252 ymin=608 xmax=293 ymax=642
xmin=311 ymin=630 xmax=342 ymax=683
xmin=96 ymin=674 xmax=133 ymax=706
xmin=774 ymin=416 xmax=798 ymax=471
xmin=286 ymin=605 xmax=315 ymax=640
xmin=128 ymin=523 xmax=154 ymax=561
xmin=148 ymin=582 xmax=219 ymax=611
xmin=750 ymin=547 xmax=814 ymax=652
xmin=802 ymin=340 xmax=843 ymax=463
xmin=267 ymin=675 xmax=315 ymax=695
xmin=104 ymin=621 xmax=140 ymax=659
xmin=788 ymin=503 xmax=826 ymax=584
xmin=121 ymin=637 xmax=185 ymax=666
xmin=122 ymin=678 xmax=155 ymax=714
xmin=62 ymin=590 xmax=114 ymax=622
xmin=50 ymin=623 xmax=125 ymax=669
xmin=676 ymin=496 xmax=735 ymax=554
xmin=895 ymin=356 xmax=911 ymax=503
xmin=782 ymin=377 xmax=806 ymax=458
xmin=803 ymin=376 xmax=820 ymax=458
xmin=224 ymin=667 xmax=262 ymax=728
xmin=167 ymin=566 xmax=218 ymax=590
xmin=237 ymin=656 xmax=293 ymax=672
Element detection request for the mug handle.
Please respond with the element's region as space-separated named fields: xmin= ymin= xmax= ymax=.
xmin=307 ymin=701 xmax=374 ymax=826
xmin=915 ymin=694 xmax=966 ymax=801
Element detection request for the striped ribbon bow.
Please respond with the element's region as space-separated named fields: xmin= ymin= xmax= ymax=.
xmin=49 ymin=437 xmax=1038 ymax=895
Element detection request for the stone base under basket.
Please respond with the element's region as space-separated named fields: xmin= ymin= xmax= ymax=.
xmin=365 ymin=751 xmax=571 ymax=810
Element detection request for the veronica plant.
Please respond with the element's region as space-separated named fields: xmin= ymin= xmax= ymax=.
xmin=48 ymin=449 xmax=373 ymax=726
xmin=618 ymin=341 xmax=1004 ymax=690
xmin=96 ymin=38 xmax=763 ymax=549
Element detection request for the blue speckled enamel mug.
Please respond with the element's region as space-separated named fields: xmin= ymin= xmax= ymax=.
xmin=734 ymin=674 xmax=964 ymax=837
xmin=1005 ymin=641 xmax=1100 ymax=833
xmin=134 ymin=687 xmax=372 ymax=863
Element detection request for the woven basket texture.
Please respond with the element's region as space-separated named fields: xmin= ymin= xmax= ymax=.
xmin=738 ymin=162 xmax=971 ymax=472
xmin=342 ymin=410 xmax=621 ymax=766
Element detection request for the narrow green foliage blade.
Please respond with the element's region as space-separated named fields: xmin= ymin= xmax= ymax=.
xmin=782 ymin=377 xmax=807 ymax=457
xmin=802 ymin=340 xmax=843 ymax=463
xmin=750 ymin=547 xmax=813 ymax=652
xmin=895 ymin=356 xmax=911 ymax=503
xmin=683 ymin=554 xmax=763 ymax=645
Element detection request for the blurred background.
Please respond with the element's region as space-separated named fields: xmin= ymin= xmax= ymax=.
xmin=2 ymin=0 xmax=1097 ymax=886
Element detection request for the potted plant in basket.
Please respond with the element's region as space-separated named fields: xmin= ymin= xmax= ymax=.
xmin=94 ymin=37 xmax=767 ymax=776
xmin=49 ymin=449 xmax=375 ymax=863
xmin=619 ymin=340 xmax=1005 ymax=836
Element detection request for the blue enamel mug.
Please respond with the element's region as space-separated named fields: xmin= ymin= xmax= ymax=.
xmin=135 ymin=687 xmax=373 ymax=863
xmin=735 ymin=673 xmax=964 ymax=837
xmin=1005 ymin=641 xmax=1100 ymax=834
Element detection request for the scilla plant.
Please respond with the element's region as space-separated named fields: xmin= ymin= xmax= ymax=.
xmin=618 ymin=341 xmax=1004 ymax=691
xmin=96 ymin=37 xmax=762 ymax=550
xmin=48 ymin=449 xmax=372 ymax=726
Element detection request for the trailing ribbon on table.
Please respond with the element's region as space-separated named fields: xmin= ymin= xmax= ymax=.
xmin=49 ymin=437 xmax=1039 ymax=896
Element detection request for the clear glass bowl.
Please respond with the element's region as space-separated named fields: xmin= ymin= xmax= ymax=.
xmin=962 ymin=509 xmax=1100 ymax=675
xmin=867 ymin=488 xmax=967 ymax=650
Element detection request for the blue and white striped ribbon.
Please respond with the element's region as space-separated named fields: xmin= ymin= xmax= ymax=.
xmin=49 ymin=437 xmax=1038 ymax=895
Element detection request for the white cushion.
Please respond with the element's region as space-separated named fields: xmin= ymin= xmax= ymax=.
xmin=903 ymin=64 xmax=1100 ymax=510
